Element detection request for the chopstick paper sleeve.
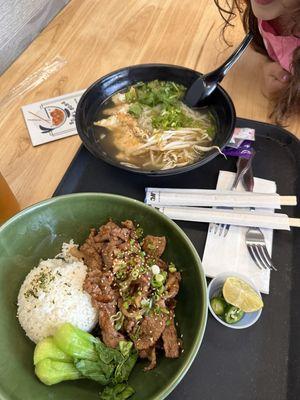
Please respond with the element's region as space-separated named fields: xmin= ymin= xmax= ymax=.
xmin=158 ymin=206 xmax=296 ymax=230
xmin=145 ymin=188 xmax=296 ymax=209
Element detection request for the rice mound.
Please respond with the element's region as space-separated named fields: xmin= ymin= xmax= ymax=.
xmin=17 ymin=242 xmax=98 ymax=343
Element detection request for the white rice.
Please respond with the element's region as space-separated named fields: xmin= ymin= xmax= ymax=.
xmin=17 ymin=241 xmax=98 ymax=343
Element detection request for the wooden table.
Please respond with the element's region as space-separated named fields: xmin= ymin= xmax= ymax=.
xmin=0 ymin=0 xmax=299 ymax=209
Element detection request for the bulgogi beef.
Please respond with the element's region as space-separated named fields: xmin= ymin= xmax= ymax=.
xmin=162 ymin=311 xmax=180 ymax=358
xmin=142 ymin=235 xmax=166 ymax=258
xmin=79 ymin=220 xmax=181 ymax=370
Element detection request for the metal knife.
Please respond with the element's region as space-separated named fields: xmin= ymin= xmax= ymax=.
xmin=221 ymin=154 xmax=255 ymax=236
xmin=242 ymin=156 xmax=255 ymax=193
xmin=231 ymin=152 xmax=255 ymax=191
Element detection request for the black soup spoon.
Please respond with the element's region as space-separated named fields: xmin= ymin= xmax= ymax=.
xmin=184 ymin=32 xmax=253 ymax=107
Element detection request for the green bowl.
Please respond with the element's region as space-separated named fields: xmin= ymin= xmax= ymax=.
xmin=0 ymin=193 xmax=207 ymax=400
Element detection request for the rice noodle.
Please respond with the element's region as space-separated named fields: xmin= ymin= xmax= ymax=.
xmin=120 ymin=162 xmax=140 ymax=169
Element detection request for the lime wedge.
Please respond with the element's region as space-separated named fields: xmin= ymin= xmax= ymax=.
xmin=222 ymin=277 xmax=263 ymax=313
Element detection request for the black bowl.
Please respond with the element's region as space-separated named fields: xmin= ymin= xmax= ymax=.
xmin=76 ymin=64 xmax=236 ymax=176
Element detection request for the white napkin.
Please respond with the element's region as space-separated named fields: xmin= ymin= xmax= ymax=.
xmin=202 ymin=170 xmax=276 ymax=294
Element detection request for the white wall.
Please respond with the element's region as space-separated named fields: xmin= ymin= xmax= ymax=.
xmin=0 ymin=0 xmax=70 ymax=74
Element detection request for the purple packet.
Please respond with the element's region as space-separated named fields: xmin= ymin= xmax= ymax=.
xmin=223 ymin=140 xmax=253 ymax=159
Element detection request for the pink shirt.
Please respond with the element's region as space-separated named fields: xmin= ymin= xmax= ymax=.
xmin=258 ymin=19 xmax=300 ymax=72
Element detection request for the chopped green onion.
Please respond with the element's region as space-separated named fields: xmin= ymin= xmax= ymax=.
xmin=151 ymin=273 xmax=166 ymax=288
xmin=151 ymin=264 xmax=160 ymax=275
xmin=154 ymin=304 xmax=168 ymax=315
xmin=116 ymin=270 xmax=126 ymax=280
xmin=110 ymin=311 xmax=122 ymax=322
xmin=115 ymin=318 xmax=124 ymax=331
xmin=141 ymin=298 xmax=151 ymax=308
xmin=154 ymin=294 xmax=161 ymax=302
xmin=130 ymin=326 xmax=140 ymax=341
xmin=169 ymin=262 xmax=177 ymax=273
xmin=155 ymin=274 xmax=164 ymax=283
xmin=131 ymin=269 xmax=139 ymax=280
xmin=110 ymin=311 xmax=124 ymax=331
xmin=157 ymin=285 xmax=165 ymax=295
xmin=135 ymin=227 xmax=143 ymax=238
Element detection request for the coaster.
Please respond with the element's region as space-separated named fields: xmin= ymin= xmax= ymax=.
xmin=22 ymin=89 xmax=85 ymax=146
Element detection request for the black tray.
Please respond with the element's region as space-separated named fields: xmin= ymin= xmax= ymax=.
xmin=54 ymin=118 xmax=300 ymax=400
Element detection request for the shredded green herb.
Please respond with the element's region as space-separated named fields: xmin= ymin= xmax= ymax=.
xmin=124 ymin=80 xmax=215 ymax=132
xmin=126 ymin=80 xmax=185 ymax=108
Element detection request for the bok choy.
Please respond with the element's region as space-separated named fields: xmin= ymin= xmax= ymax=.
xmin=33 ymin=323 xmax=136 ymax=399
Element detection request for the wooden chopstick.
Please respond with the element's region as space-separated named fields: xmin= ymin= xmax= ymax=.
xmin=289 ymin=218 xmax=300 ymax=227
xmin=280 ymin=196 xmax=297 ymax=206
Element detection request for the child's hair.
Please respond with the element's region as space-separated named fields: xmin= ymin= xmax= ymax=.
xmin=214 ymin=0 xmax=300 ymax=123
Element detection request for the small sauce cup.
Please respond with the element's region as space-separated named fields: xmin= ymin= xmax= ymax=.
xmin=207 ymin=272 xmax=263 ymax=329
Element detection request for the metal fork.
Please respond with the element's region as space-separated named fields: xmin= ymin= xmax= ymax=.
xmin=210 ymin=155 xmax=254 ymax=237
xmin=245 ymin=227 xmax=277 ymax=271
xmin=243 ymin=167 xmax=277 ymax=271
